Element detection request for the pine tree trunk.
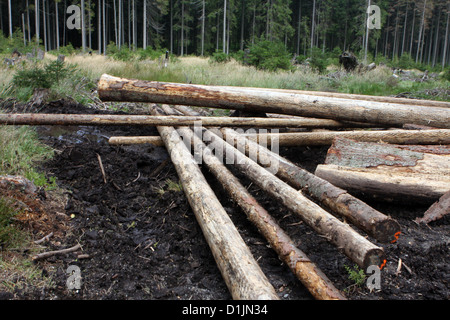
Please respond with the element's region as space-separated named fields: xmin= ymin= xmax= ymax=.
xmin=416 ymin=0 xmax=427 ymax=63
xmin=81 ymin=0 xmax=86 ymax=52
xmin=43 ymin=0 xmax=47 ymax=51
xmin=55 ymin=1 xmax=59 ymax=50
xmin=311 ymin=0 xmax=316 ymax=51
xmin=223 ymin=0 xmax=227 ymax=53
xmin=8 ymin=0 xmax=12 ymax=39
xmin=27 ymin=0 xmax=31 ymax=43
xmin=35 ymin=0 xmax=40 ymax=45
xmin=401 ymin=2 xmax=408 ymax=56
xmin=442 ymin=5 xmax=449 ymax=68
xmin=102 ymin=0 xmax=106 ymax=55
xmin=143 ymin=0 xmax=147 ymax=50
xmin=98 ymin=0 xmax=101 ymax=53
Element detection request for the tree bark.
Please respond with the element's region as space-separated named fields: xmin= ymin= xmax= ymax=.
xmin=315 ymin=138 xmax=450 ymax=203
xmin=0 ymin=113 xmax=372 ymax=128
xmin=149 ymin=107 xmax=279 ymax=300
xmin=97 ymin=74 xmax=450 ymax=128
xmin=415 ymin=190 xmax=450 ymax=224
xmin=176 ymin=125 xmax=346 ymax=300
xmin=221 ymin=128 xmax=401 ymax=244
xmin=212 ymin=86 xmax=450 ymax=108
xmin=245 ymin=129 xmax=450 ymax=146
xmin=193 ymin=126 xmax=386 ymax=269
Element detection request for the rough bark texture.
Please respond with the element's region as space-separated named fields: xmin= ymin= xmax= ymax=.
xmin=221 ymin=128 xmax=401 ymax=244
xmin=247 ymin=129 xmax=450 ymax=146
xmin=415 ymin=191 xmax=450 ymax=224
xmin=0 ymin=113 xmax=359 ymax=128
xmin=315 ymin=138 xmax=450 ymax=203
xmin=176 ymin=126 xmax=346 ymax=300
xmin=97 ymin=74 xmax=450 ymax=128
xmin=195 ymin=128 xmax=385 ymax=269
xmin=150 ymin=107 xmax=279 ymax=300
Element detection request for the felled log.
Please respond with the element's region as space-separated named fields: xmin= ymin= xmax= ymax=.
xmin=221 ymin=128 xmax=401 ymax=244
xmin=315 ymin=138 xmax=450 ymax=203
xmin=98 ymin=74 xmax=450 ymax=128
xmin=245 ymin=129 xmax=450 ymax=146
xmin=206 ymin=87 xmax=450 ymax=109
xmin=149 ymin=107 xmax=279 ymax=300
xmin=197 ymin=128 xmax=385 ymax=269
xmin=415 ymin=191 xmax=450 ymax=224
xmin=177 ymin=126 xmax=346 ymax=300
xmin=0 ymin=113 xmax=362 ymax=128
xmin=108 ymin=136 xmax=165 ymax=146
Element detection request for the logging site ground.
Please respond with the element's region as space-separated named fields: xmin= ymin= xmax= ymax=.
xmin=0 ymin=53 xmax=449 ymax=306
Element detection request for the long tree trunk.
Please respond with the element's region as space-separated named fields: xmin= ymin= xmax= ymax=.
xmin=409 ymin=4 xmax=415 ymax=55
xmin=170 ymin=0 xmax=173 ymax=53
xmin=42 ymin=0 xmax=47 ymax=51
xmin=35 ymin=0 xmax=40 ymax=45
xmin=8 ymin=0 xmax=12 ymax=39
xmin=81 ymin=0 xmax=86 ymax=52
xmin=102 ymin=0 xmax=106 ymax=55
xmin=311 ymin=0 xmax=316 ymax=51
xmin=223 ymin=0 xmax=227 ymax=53
xmin=22 ymin=13 xmax=26 ymax=46
xmin=149 ymin=107 xmax=279 ymax=300
xmin=55 ymin=1 xmax=59 ymax=51
xmin=221 ymin=128 xmax=402 ymax=244
xmin=416 ymin=0 xmax=427 ymax=63
xmin=200 ymin=127 xmax=386 ymax=270
xmin=175 ymin=126 xmax=346 ymax=300
xmin=401 ymin=1 xmax=408 ymax=56
xmin=97 ymin=74 xmax=450 ymax=128
xmin=143 ymin=0 xmax=147 ymax=50
xmin=296 ymin=0 xmax=301 ymax=55
xmin=113 ymin=0 xmax=118 ymax=46
xmin=442 ymin=5 xmax=450 ymax=69
xmin=26 ymin=0 xmax=31 ymax=43
xmin=432 ymin=8 xmax=441 ymax=67
xmin=118 ymin=0 xmax=122 ymax=49
xmin=132 ymin=0 xmax=137 ymax=50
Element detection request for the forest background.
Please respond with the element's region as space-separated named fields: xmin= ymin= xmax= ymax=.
xmin=0 ymin=0 xmax=449 ymax=72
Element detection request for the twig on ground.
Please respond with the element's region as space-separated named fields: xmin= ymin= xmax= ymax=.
xmin=32 ymin=244 xmax=81 ymax=261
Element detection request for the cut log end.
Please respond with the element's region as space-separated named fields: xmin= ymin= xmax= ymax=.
xmin=373 ymin=219 xmax=402 ymax=244
xmin=363 ymin=248 xmax=387 ymax=271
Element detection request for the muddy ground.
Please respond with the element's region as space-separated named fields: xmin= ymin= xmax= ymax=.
xmin=1 ymin=100 xmax=448 ymax=302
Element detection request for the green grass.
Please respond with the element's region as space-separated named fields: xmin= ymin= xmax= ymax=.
xmin=0 ymin=125 xmax=55 ymax=189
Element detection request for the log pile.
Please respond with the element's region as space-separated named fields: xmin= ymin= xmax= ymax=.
xmin=3 ymin=74 xmax=449 ymax=300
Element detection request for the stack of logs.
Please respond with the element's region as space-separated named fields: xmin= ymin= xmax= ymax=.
xmin=1 ymin=74 xmax=449 ymax=300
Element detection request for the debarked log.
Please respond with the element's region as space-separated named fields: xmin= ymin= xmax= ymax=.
xmin=221 ymin=128 xmax=401 ymax=244
xmin=315 ymin=138 xmax=450 ymax=203
xmin=108 ymin=129 xmax=450 ymax=148
xmin=149 ymin=108 xmax=279 ymax=300
xmin=0 ymin=113 xmax=361 ymax=128
xmin=97 ymin=74 xmax=450 ymax=128
xmin=197 ymin=128 xmax=385 ymax=270
xmin=176 ymin=126 xmax=346 ymax=300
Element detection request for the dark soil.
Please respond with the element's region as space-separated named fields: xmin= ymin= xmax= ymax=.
xmin=1 ymin=100 xmax=449 ymax=301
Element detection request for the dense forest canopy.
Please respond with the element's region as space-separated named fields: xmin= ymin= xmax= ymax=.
xmin=0 ymin=0 xmax=449 ymax=67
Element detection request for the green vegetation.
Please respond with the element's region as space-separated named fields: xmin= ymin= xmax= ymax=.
xmin=0 ymin=197 xmax=22 ymax=248
xmin=344 ymin=264 xmax=367 ymax=288
xmin=0 ymin=125 xmax=55 ymax=189
xmin=244 ymin=39 xmax=292 ymax=72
